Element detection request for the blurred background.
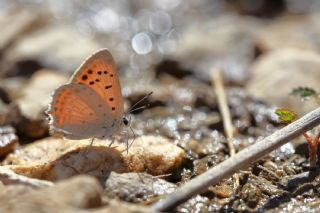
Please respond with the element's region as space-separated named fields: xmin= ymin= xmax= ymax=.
xmin=1 ymin=0 xmax=320 ymax=119
xmin=1 ymin=0 xmax=320 ymax=80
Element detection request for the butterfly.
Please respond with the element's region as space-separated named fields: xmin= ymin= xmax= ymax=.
xmin=47 ymin=49 xmax=129 ymax=141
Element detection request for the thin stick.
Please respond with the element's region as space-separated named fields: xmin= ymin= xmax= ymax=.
xmin=151 ymin=107 xmax=320 ymax=212
xmin=212 ymin=69 xmax=239 ymax=188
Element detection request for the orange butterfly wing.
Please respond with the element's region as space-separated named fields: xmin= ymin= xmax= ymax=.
xmin=70 ymin=49 xmax=124 ymax=121
xmin=47 ymin=83 xmax=112 ymax=139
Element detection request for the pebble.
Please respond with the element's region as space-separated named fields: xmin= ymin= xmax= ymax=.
xmin=0 ymin=126 xmax=18 ymax=157
xmin=3 ymin=136 xmax=185 ymax=181
xmin=104 ymin=172 xmax=176 ymax=203
xmin=247 ymin=48 xmax=320 ymax=115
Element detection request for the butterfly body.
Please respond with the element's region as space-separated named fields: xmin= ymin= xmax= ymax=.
xmin=47 ymin=49 xmax=125 ymax=140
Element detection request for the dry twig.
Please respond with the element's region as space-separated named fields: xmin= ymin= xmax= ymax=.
xmin=212 ymin=69 xmax=239 ymax=188
xmin=152 ymin=107 xmax=320 ymax=212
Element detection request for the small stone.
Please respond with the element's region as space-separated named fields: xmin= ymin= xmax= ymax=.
xmin=0 ymin=9 xmax=40 ymax=51
xmin=246 ymin=48 xmax=320 ymax=115
xmin=226 ymin=0 xmax=285 ymax=18
xmin=0 ymin=175 xmax=102 ymax=212
xmin=193 ymin=155 xmax=224 ymax=176
xmin=0 ymin=77 xmax=28 ymax=101
xmin=0 ymin=184 xmax=34 ymax=202
xmin=0 ymin=166 xmax=52 ymax=188
xmin=0 ymin=174 xmax=155 ymax=213
xmin=177 ymin=195 xmax=212 ymax=213
xmin=104 ymin=172 xmax=176 ymax=203
xmin=16 ymin=69 xmax=68 ymax=120
xmin=125 ymin=135 xmax=185 ymax=175
xmin=17 ymin=118 xmax=49 ymax=139
xmin=0 ymin=99 xmax=47 ymax=140
xmin=249 ymin=175 xmax=284 ymax=196
xmin=0 ymin=87 xmax=11 ymax=104
xmin=6 ymin=25 xmax=101 ymax=72
xmin=211 ymin=185 xmax=234 ymax=198
xmin=3 ymin=136 xmax=185 ymax=181
xmin=100 ymin=199 xmax=155 ymax=213
xmin=241 ymin=183 xmax=262 ymax=209
xmin=172 ymin=15 xmax=260 ymax=83
xmin=186 ymin=132 xmax=225 ymax=158
xmin=0 ymin=126 xmax=18 ymax=157
xmin=255 ymin=14 xmax=320 ymax=54
xmin=0 ymin=102 xmax=22 ymax=126
xmin=3 ymin=138 xmax=125 ymax=181
xmin=255 ymin=16 xmax=313 ymax=53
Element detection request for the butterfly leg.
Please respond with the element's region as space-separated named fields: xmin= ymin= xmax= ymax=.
xmin=125 ymin=137 xmax=129 ymax=154
xmin=89 ymin=137 xmax=95 ymax=147
xmin=122 ymin=125 xmax=136 ymax=154
xmin=84 ymin=137 xmax=95 ymax=156
xmin=127 ymin=125 xmax=136 ymax=151
xmin=108 ymin=137 xmax=115 ymax=147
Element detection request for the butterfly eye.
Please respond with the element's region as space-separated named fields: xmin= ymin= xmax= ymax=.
xmin=123 ymin=117 xmax=129 ymax=126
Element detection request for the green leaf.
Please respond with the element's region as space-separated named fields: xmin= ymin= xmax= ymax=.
xmin=275 ymin=108 xmax=298 ymax=124
xmin=290 ymin=87 xmax=317 ymax=99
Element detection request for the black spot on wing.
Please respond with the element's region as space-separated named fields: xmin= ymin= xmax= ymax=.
xmin=82 ymin=75 xmax=88 ymax=80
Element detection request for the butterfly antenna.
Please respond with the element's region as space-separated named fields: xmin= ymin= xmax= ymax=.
xmin=128 ymin=92 xmax=153 ymax=113
xmin=129 ymin=105 xmax=149 ymax=113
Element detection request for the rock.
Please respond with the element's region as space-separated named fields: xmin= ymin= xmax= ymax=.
xmin=246 ymin=48 xmax=320 ymax=115
xmin=155 ymin=60 xmax=194 ymax=79
xmin=255 ymin=14 xmax=320 ymax=54
xmin=0 ymin=77 xmax=28 ymax=101
xmin=0 ymin=99 xmax=48 ymax=141
xmin=255 ymin=16 xmax=312 ymax=53
xmin=0 ymin=175 xmax=154 ymax=213
xmin=3 ymin=69 xmax=68 ymax=140
xmin=97 ymin=199 xmax=155 ymax=213
xmin=238 ymin=174 xmax=284 ymax=210
xmin=0 ymin=166 xmax=53 ymax=188
xmin=0 ymin=87 xmax=11 ymax=104
xmin=5 ymin=24 xmax=101 ymax=72
xmin=3 ymin=138 xmax=126 ymax=181
xmin=177 ymin=195 xmax=213 ymax=213
xmin=16 ymin=69 xmax=68 ymax=120
xmin=226 ymin=0 xmax=285 ymax=18
xmin=0 ymin=9 xmax=41 ymax=51
xmin=125 ymin=135 xmax=185 ymax=175
xmin=3 ymin=135 xmax=185 ymax=181
xmin=171 ymin=15 xmax=260 ymax=83
xmin=0 ymin=101 xmax=22 ymax=126
xmin=0 ymin=175 xmax=101 ymax=212
xmin=0 ymin=125 xmax=18 ymax=157
xmin=211 ymin=184 xmax=234 ymax=198
xmin=193 ymin=155 xmax=224 ymax=176
xmin=248 ymin=174 xmax=284 ymax=196
xmin=0 ymin=184 xmax=34 ymax=202
xmin=16 ymin=117 xmax=49 ymax=139
xmin=104 ymin=172 xmax=176 ymax=203
xmin=241 ymin=182 xmax=263 ymax=209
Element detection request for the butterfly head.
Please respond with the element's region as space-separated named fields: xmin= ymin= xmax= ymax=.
xmin=123 ymin=116 xmax=130 ymax=126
